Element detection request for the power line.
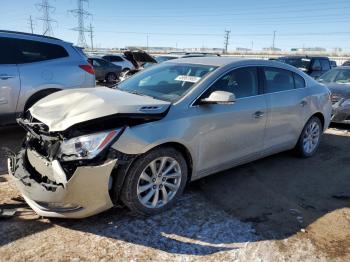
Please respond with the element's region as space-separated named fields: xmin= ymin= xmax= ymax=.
xmin=224 ymin=30 xmax=231 ymax=54
xmin=36 ymin=0 xmax=56 ymax=36
xmin=69 ymin=0 xmax=92 ymax=47
xmin=98 ymin=6 xmax=350 ymax=19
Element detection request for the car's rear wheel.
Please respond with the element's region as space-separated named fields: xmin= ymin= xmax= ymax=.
xmin=120 ymin=147 xmax=188 ymax=215
xmin=295 ymin=116 xmax=322 ymax=158
xmin=106 ymin=73 xmax=117 ymax=83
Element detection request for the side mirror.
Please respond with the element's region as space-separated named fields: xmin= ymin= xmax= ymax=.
xmin=201 ymin=91 xmax=236 ymax=104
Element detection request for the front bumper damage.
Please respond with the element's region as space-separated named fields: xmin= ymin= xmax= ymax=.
xmin=331 ymin=105 xmax=350 ymax=124
xmin=8 ymin=149 xmax=117 ymax=218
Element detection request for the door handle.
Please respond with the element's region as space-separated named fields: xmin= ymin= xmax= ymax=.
xmin=0 ymin=74 xmax=15 ymax=80
xmin=253 ymin=111 xmax=264 ymax=119
xmin=300 ymin=100 xmax=308 ymax=107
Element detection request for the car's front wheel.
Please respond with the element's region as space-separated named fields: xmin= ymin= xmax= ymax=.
xmin=121 ymin=147 xmax=188 ymax=215
xmin=295 ymin=116 xmax=322 ymax=158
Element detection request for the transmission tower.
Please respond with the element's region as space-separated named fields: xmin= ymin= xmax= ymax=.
xmin=224 ymin=30 xmax=231 ymax=54
xmin=69 ymin=0 xmax=92 ymax=47
xmin=36 ymin=0 xmax=56 ymax=36
xmin=89 ymin=23 xmax=94 ymax=50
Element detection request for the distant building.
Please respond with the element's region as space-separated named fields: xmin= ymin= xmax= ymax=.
xmin=291 ymin=47 xmax=326 ymax=52
xmin=262 ymin=47 xmax=282 ymax=52
xmin=236 ymin=47 xmax=252 ymax=52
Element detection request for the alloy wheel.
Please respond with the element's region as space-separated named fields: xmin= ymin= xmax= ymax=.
xmin=302 ymin=120 xmax=321 ymax=154
xmin=137 ymin=157 xmax=182 ymax=208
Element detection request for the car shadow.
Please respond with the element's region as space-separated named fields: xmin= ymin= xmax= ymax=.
xmin=1 ymin=127 xmax=349 ymax=255
xmin=197 ymin=130 xmax=350 ymax=239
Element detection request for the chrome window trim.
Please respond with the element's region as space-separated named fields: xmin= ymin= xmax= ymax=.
xmin=189 ymin=65 xmax=309 ymax=108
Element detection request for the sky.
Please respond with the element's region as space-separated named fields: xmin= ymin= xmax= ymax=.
xmin=1 ymin=0 xmax=350 ymax=51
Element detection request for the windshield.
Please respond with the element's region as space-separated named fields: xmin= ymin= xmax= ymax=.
xmin=319 ymin=69 xmax=350 ymax=84
xmin=278 ymin=58 xmax=311 ymax=70
xmin=118 ymin=63 xmax=216 ymax=102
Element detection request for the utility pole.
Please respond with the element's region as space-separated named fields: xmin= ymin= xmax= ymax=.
xmin=69 ymin=0 xmax=92 ymax=47
xmin=36 ymin=0 xmax=56 ymax=36
xmin=146 ymin=34 xmax=149 ymax=51
xmin=89 ymin=23 xmax=94 ymax=51
xmin=272 ymin=30 xmax=276 ymax=51
xmin=224 ymin=30 xmax=231 ymax=54
xmin=28 ymin=15 xmax=34 ymax=34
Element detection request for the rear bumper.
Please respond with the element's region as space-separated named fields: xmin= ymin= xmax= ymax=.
xmin=8 ymin=149 xmax=117 ymax=218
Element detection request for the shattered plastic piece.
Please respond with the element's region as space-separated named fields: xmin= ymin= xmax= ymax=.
xmin=0 ymin=208 xmax=16 ymax=219
xmin=289 ymin=208 xmax=302 ymax=215
xmin=297 ymin=216 xmax=304 ymax=223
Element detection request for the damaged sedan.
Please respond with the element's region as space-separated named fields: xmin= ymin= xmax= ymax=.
xmin=318 ymin=66 xmax=350 ymax=124
xmin=8 ymin=57 xmax=332 ymax=218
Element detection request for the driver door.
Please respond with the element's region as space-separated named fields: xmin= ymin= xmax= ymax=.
xmin=192 ymin=66 xmax=268 ymax=174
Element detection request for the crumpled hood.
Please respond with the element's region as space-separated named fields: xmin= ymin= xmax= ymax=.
xmin=29 ymin=87 xmax=171 ymax=132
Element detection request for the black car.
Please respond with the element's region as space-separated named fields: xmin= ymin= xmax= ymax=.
xmin=277 ymin=56 xmax=332 ymax=79
xmin=318 ymin=66 xmax=350 ymax=124
xmin=88 ymin=57 xmax=122 ymax=83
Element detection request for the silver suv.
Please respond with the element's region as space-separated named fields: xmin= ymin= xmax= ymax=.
xmin=8 ymin=57 xmax=332 ymax=218
xmin=0 ymin=30 xmax=95 ymax=125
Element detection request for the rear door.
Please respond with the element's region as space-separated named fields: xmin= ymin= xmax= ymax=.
xmin=0 ymin=37 xmax=21 ymax=124
xmin=262 ymin=67 xmax=308 ymax=153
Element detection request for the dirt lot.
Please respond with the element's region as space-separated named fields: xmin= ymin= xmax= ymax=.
xmin=0 ymin=125 xmax=349 ymax=261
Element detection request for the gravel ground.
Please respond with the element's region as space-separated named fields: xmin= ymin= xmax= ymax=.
xmin=0 ymin=125 xmax=349 ymax=261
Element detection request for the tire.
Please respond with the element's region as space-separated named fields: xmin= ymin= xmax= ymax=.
xmin=295 ymin=116 xmax=322 ymax=158
xmin=106 ymin=73 xmax=117 ymax=83
xmin=120 ymin=147 xmax=188 ymax=215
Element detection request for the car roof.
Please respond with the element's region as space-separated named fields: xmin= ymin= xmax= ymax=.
xmin=165 ymin=56 xmax=290 ymax=67
xmin=167 ymin=57 xmax=248 ymax=66
xmin=332 ymin=66 xmax=350 ymax=69
xmin=279 ymin=56 xmax=329 ymax=59
xmin=0 ymin=30 xmax=64 ymax=42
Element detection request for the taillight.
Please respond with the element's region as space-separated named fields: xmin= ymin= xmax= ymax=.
xmin=79 ymin=64 xmax=95 ymax=75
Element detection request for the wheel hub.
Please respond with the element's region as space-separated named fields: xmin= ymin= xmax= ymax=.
xmin=136 ymin=157 xmax=182 ymax=209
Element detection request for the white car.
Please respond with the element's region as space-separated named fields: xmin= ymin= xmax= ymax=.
xmin=102 ymin=54 xmax=135 ymax=72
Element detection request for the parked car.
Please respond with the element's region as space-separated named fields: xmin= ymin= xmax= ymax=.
xmin=9 ymin=57 xmax=331 ymax=218
xmin=102 ymin=54 xmax=135 ymax=71
xmin=277 ymin=56 xmax=332 ymax=79
xmin=88 ymin=57 xmax=122 ymax=83
xmin=330 ymin=60 xmax=337 ymax=68
xmin=117 ymin=50 xmax=157 ymax=81
xmin=342 ymin=60 xmax=350 ymax=66
xmin=0 ymin=30 xmax=95 ymax=126
xmin=318 ymin=66 xmax=350 ymax=124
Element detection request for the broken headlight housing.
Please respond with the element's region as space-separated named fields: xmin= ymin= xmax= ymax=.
xmin=59 ymin=129 xmax=121 ymax=161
